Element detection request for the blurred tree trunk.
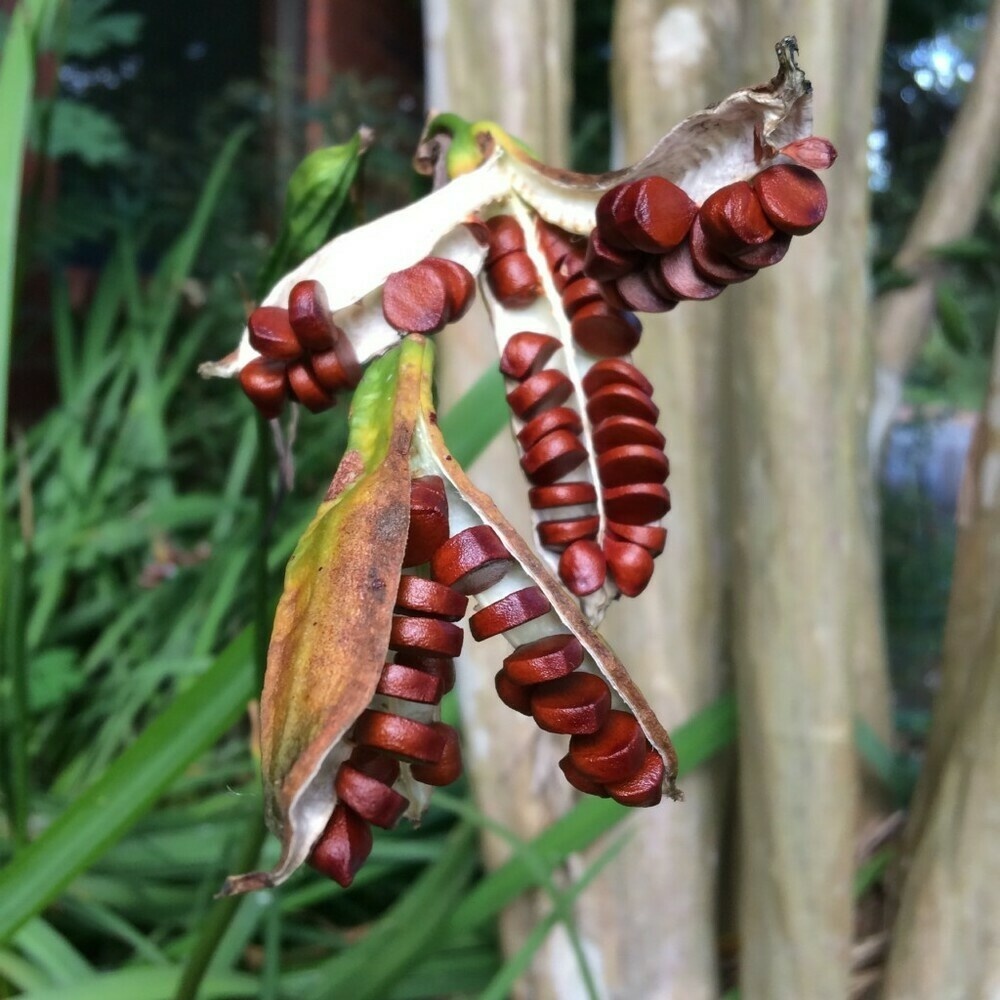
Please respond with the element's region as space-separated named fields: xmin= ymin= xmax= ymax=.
xmin=882 ymin=320 xmax=1000 ymax=999
xmin=729 ymin=4 xmax=889 ymax=999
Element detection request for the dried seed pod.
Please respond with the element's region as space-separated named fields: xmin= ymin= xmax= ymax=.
xmin=604 ymin=536 xmax=655 ymax=597
xmin=389 ymin=615 xmax=464 ymax=658
xmin=561 ymin=276 xmax=606 ymax=318
xmin=597 ymin=444 xmax=670 ymax=488
xmin=591 ymin=416 xmax=666 ymax=454
xmin=376 ymin=661 xmax=444 ymax=704
xmin=334 ymin=763 xmax=410 ymax=828
xmin=431 ymin=525 xmax=514 ymax=594
xmin=425 ymin=257 xmax=476 ymax=321
xmin=688 ymin=216 xmax=757 ymax=285
xmin=569 ymin=709 xmax=647 ymax=782
xmin=484 ymin=214 xmax=526 ymax=266
xmin=611 ymin=176 xmax=698 ymax=253
xmin=506 ymin=369 xmax=573 ymax=420
xmin=699 ymin=180 xmax=774 ymax=253
xmin=404 ymin=475 xmax=450 ymax=568
xmin=287 ymin=360 xmax=337 ymax=413
xmin=570 ymin=302 xmax=642 ymax=357
xmin=585 ymin=383 xmax=660 ymax=426
xmin=239 ymin=357 xmax=289 ymax=419
xmin=614 ymin=270 xmax=678 ymax=313
xmin=729 ymin=230 xmax=792 ymax=269
xmin=528 ymin=481 xmax=597 ymax=510
xmin=410 ymin=723 xmax=463 ymax=786
xmin=288 ymin=279 xmax=340 ymax=352
xmin=503 ymin=633 xmax=584 ymax=685
xmin=602 ymin=483 xmax=672 ymax=525
xmin=559 ymin=754 xmax=611 ymax=797
xmin=605 ymin=747 xmax=665 ymax=807
xmin=531 ymin=672 xmax=612 ymax=735
xmin=517 ymin=406 xmax=583 ymax=451
xmin=581 ymin=359 xmax=654 ymax=398
xmin=382 ymin=260 xmax=451 ymax=334
xmin=494 ymin=669 xmax=535 ymax=715
xmin=352 ymin=710 xmax=448 ymax=764
xmin=308 ymin=804 xmax=373 ymax=887
xmin=606 ymin=520 xmax=667 ymax=556
xmin=752 ymin=164 xmax=828 ymax=235
xmin=394 ymin=575 xmax=468 ymax=621
xmin=499 ymin=332 xmax=562 ymax=380
xmin=469 ymin=586 xmax=552 ymax=640
xmin=653 ymin=242 xmax=725 ymax=301
xmin=537 ymin=515 xmax=600 ymax=550
xmin=248 ymin=306 xmax=302 ymax=360
xmin=584 ymin=229 xmax=642 ymax=282
xmin=558 ymin=540 xmax=608 ymax=597
xmin=488 ymin=251 xmax=541 ymax=307
xmin=519 ymin=429 xmax=588 ymax=485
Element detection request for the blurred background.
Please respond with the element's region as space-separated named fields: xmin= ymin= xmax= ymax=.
xmin=0 ymin=1 xmax=998 ymax=998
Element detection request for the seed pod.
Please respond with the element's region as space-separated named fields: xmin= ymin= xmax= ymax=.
xmin=431 ymin=525 xmax=514 ymax=594
xmin=531 ymin=672 xmax=612 ymax=735
xmin=609 ymin=176 xmax=698 ymax=253
xmin=602 ymin=483 xmax=672 ymax=525
xmin=288 ymin=360 xmax=337 ymax=413
xmin=382 ymin=259 xmax=451 ymax=334
xmin=503 ymin=633 xmax=584 ymax=685
xmin=487 ymin=251 xmax=541 ymax=307
xmin=605 ymin=747 xmax=665 ymax=807
xmin=752 ymin=164 xmax=828 ymax=235
xmin=517 ymin=406 xmax=583 ymax=451
xmin=308 ymin=804 xmax=373 ymax=888
xmin=558 ymin=540 xmax=608 ymax=597
xmin=410 ymin=723 xmax=463 ymax=785
xmin=506 ymin=369 xmax=573 ymax=420
xmin=570 ymin=302 xmax=642 ymax=357
xmin=469 ymin=586 xmax=552 ymax=640
xmin=569 ymin=709 xmax=647 ymax=782
xmin=591 ymin=416 xmax=666 ymax=454
xmin=604 ymin=536 xmax=655 ymax=597
xmin=289 ymin=279 xmax=341 ymax=352
xmin=352 ymin=710 xmax=449 ymax=764
xmin=334 ymin=763 xmax=410 ymax=828
xmin=239 ymin=357 xmax=289 ymax=419
xmin=404 ymin=475 xmax=450 ymax=567
xmin=394 ymin=575 xmax=468 ymax=621
xmin=248 ymin=306 xmax=302 ymax=360
xmin=499 ymin=332 xmax=562 ymax=380
xmin=520 ymin=429 xmax=588 ymax=485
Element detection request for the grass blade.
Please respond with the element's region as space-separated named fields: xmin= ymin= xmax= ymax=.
xmin=439 ymin=365 xmax=506 ymax=467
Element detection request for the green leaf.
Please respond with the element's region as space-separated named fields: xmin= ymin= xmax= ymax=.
xmin=63 ymin=0 xmax=142 ymax=58
xmin=16 ymin=967 xmax=259 ymax=1000
xmin=929 ymin=236 xmax=998 ymax=265
xmin=33 ymin=99 xmax=131 ymax=167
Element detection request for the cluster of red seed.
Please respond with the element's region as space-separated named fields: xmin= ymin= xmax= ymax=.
xmin=483 ymin=215 xmax=542 ymax=308
xmin=537 ymin=222 xmax=642 ymax=357
xmin=587 ymin=165 xmax=827 ymax=310
xmin=240 ymin=280 xmax=363 ymax=418
xmin=381 ymin=256 xmax=477 ymax=335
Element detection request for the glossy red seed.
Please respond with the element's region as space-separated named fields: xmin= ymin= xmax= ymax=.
xmin=488 ymin=251 xmax=541 ymax=307
xmin=604 ymin=536 xmax=655 ymax=597
xmin=613 ymin=176 xmax=698 ymax=253
xmin=606 ymin=520 xmax=667 ymax=555
xmin=729 ymin=230 xmax=792 ymax=269
xmin=484 ymin=214 xmax=526 ymax=266
xmin=349 ymin=747 xmax=400 ymax=785
xmin=558 ymin=754 xmax=611 ymax=797
xmin=654 ymin=243 xmax=725 ymax=301
xmin=506 ymin=369 xmax=573 ymax=420
xmin=332 ymin=335 xmax=363 ymax=388
xmin=688 ymin=216 xmax=757 ymax=285
xmin=239 ymin=357 xmax=288 ymax=419
xmin=309 ymin=804 xmax=372 ymax=887
xmin=410 ymin=723 xmax=463 ymax=786
xmin=352 ymin=710 xmax=448 ymax=764
xmin=527 ymin=481 xmax=597 ymax=509
xmin=569 ymin=710 xmax=647 ymax=782
xmin=376 ymin=661 xmax=444 ymax=704
xmin=598 ymin=443 xmax=670 ymax=488
xmin=431 ymin=525 xmax=514 ymax=594
xmin=393 ymin=654 xmax=456 ymax=695
xmin=517 ymin=406 xmax=583 ymax=451
xmin=404 ymin=475 xmax=450 ymax=567
xmin=531 ymin=672 xmax=612 ymax=735
xmin=561 ymin=276 xmax=606 ymax=318
xmin=335 ymin=763 xmax=409 ymax=828
xmin=389 ymin=615 xmax=464 ymax=658
xmin=503 ymin=633 xmax=584 ymax=685
xmin=558 ymin=540 xmax=607 ymax=596
xmin=554 ymin=244 xmax=588 ymax=288
xmin=699 ymin=180 xmax=774 ymax=253
xmin=310 ymin=348 xmax=355 ymax=393
xmin=591 ymin=416 xmax=665 ymax=454
xmin=594 ymin=182 xmax=640 ymax=250
xmin=536 ymin=219 xmax=577 ymax=269
xmin=752 ymin=164 xmax=828 ymax=235
xmin=248 ymin=306 xmax=302 ymax=360
xmin=495 ymin=669 xmax=535 ymax=715
xmin=425 ymin=257 xmax=476 ymax=321
xmin=584 ymin=229 xmax=641 ymax=282
xmin=520 ymin=429 xmax=588 ymax=485
xmin=571 ymin=302 xmax=642 ymax=357
xmin=469 ymin=586 xmax=551 ymax=641
xmin=383 ymin=260 xmax=451 ymax=334
xmin=605 ymin=746 xmax=665 ymax=807
xmin=614 ymin=270 xmax=678 ymax=313
xmin=287 ymin=360 xmax=336 ymax=413
xmin=602 ymin=483 xmax=672 ymax=525
xmin=288 ymin=279 xmax=340 ymax=352
xmin=537 ymin=516 xmax=600 ymax=550
xmin=581 ymin=359 xmax=654 ymax=398
xmin=394 ymin=575 xmax=468 ymax=621
xmin=585 ymin=383 xmax=659 ymax=426
xmin=499 ymin=332 xmax=562 ymax=380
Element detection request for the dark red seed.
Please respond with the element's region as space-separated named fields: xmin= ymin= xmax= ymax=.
xmin=614 ymin=270 xmax=678 ymax=313
xmin=484 ymin=215 xmax=526 ymax=266
xmin=349 ymin=747 xmax=400 ymax=785
xmin=602 ymin=483 xmax=672 ymax=525
xmin=728 ymin=230 xmax=792 ymax=269
xmin=699 ymin=181 xmax=774 ymax=254
xmin=248 ymin=306 xmax=302 ymax=360
xmin=537 ymin=516 xmax=600 ymax=551
xmin=287 ymin=360 xmax=336 ymax=413
xmin=594 ymin=182 xmax=640 ymax=251
xmin=592 ymin=416 xmax=665 ymax=454
xmin=654 ymin=243 xmax=725 ymax=301
xmin=383 ymin=260 xmax=451 ymax=334
xmin=405 ymin=475 xmax=450 ymax=568
xmin=536 ymin=220 xmax=579 ymax=270
xmin=597 ymin=444 xmax=670 ymax=488
xmin=389 ymin=615 xmax=464 ymax=658
xmin=288 ymin=279 xmax=340 ymax=352
xmin=752 ymin=164 xmax=828 ymax=235
xmin=332 ymin=336 xmax=362 ymax=388
xmin=584 ymin=230 xmax=641 ymax=282
xmin=425 ymin=257 xmax=476 ymax=321
xmin=310 ymin=348 xmax=356 ymax=393
xmin=309 ymin=804 xmax=372 ymax=887
xmin=520 ymin=429 xmax=588 ymax=485
xmin=569 ymin=710 xmax=647 ymax=782
xmin=239 ymin=357 xmax=288 ymax=419
xmin=469 ymin=586 xmax=552 ymax=641
xmin=335 ymin=763 xmax=409 ymax=829
xmin=410 ymin=723 xmax=463 ymax=786
xmin=488 ymin=251 xmax=541 ymax=307
xmin=503 ymin=633 xmax=584 ymax=685
xmin=561 ymin=276 xmax=606 ymax=318
xmin=581 ymin=359 xmax=654 ymax=398
xmin=431 ymin=525 xmax=513 ymax=594
xmin=394 ymin=575 xmax=468 ymax=621
xmin=559 ymin=754 xmax=611 ymax=797
xmin=558 ymin=540 xmax=607 ymax=596
xmin=585 ymin=383 xmax=659 ymax=426
xmin=528 ymin=481 xmax=597 ymax=510
xmin=352 ymin=710 xmax=448 ymax=764
xmin=554 ymin=244 xmax=588 ymax=289
xmin=499 ymin=332 xmax=562 ymax=380
xmin=531 ymin=672 xmax=612 ymax=735
xmin=517 ymin=406 xmax=582 ymax=451
xmin=393 ymin=654 xmax=456 ymax=695
xmin=605 ymin=747 xmax=665 ymax=807
xmin=506 ymin=369 xmax=573 ymax=421
xmin=495 ymin=669 xmax=535 ymax=715
xmin=688 ymin=216 xmax=757 ymax=285
xmin=612 ymin=176 xmax=698 ymax=253
xmin=376 ymin=661 xmax=444 ymax=704
xmin=606 ymin=520 xmax=667 ymax=555
xmin=571 ymin=302 xmax=642 ymax=357
xmin=604 ymin=536 xmax=655 ymax=597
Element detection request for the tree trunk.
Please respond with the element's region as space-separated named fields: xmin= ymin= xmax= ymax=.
xmin=882 ymin=320 xmax=1000 ymax=999
xmin=728 ymin=5 xmax=889 ymax=998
